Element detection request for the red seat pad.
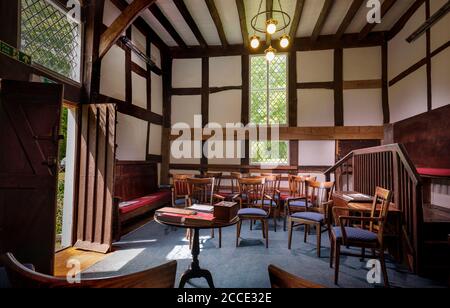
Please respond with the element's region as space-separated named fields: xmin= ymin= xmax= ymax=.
xmin=417 ymin=168 xmax=450 ymax=177
xmin=119 ymin=191 xmax=171 ymax=215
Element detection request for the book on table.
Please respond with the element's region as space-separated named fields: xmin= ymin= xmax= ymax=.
xmin=187 ymin=204 xmax=214 ymax=214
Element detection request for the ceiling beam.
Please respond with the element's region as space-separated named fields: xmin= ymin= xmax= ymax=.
xmin=205 ymin=0 xmax=228 ymax=47
xmin=289 ymin=0 xmax=306 ymax=39
xmin=359 ymin=0 xmax=397 ymax=40
xmin=311 ymin=0 xmax=335 ymax=41
xmin=173 ymin=0 xmax=207 ymax=48
xmin=235 ymin=0 xmax=249 ymax=48
xmin=335 ymin=0 xmax=364 ymax=40
xmin=387 ymin=0 xmax=426 ymax=40
xmin=150 ymin=4 xmax=187 ymax=48
xmin=99 ymin=0 xmax=156 ymax=59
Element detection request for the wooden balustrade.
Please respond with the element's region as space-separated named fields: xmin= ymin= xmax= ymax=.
xmin=325 ymin=144 xmax=423 ymax=274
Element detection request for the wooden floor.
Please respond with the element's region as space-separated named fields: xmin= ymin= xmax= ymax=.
xmin=54 ymin=247 xmax=109 ymax=277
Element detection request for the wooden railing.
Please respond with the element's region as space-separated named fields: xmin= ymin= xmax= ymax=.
xmin=325 ymin=144 xmax=424 ymax=274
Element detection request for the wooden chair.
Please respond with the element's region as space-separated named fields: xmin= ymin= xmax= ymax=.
xmin=268 ymin=265 xmax=325 ymax=288
xmin=171 ymin=174 xmax=190 ymax=208
xmin=284 ymin=175 xmax=317 ymax=231
xmin=330 ymin=187 xmax=393 ymax=287
xmin=288 ymin=181 xmax=335 ymax=257
xmin=205 ymin=172 xmax=223 ymax=195
xmin=260 ymin=174 xmax=282 ymax=232
xmin=1 ymin=253 xmax=177 ymax=288
xmin=235 ymin=177 xmax=270 ymax=248
xmin=186 ymin=177 xmax=224 ymax=248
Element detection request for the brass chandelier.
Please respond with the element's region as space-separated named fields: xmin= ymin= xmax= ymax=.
xmin=250 ymin=0 xmax=292 ymax=61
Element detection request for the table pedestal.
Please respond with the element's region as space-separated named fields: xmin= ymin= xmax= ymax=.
xmin=179 ymin=228 xmax=215 ymax=288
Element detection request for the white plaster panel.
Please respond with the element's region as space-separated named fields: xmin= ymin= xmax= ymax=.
xmin=132 ymin=73 xmax=147 ymax=109
xmin=151 ymin=44 xmax=162 ymax=69
xmin=131 ymin=25 xmax=147 ymax=70
xmin=298 ymin=89 xmax=335 ymax=127
xmin=431 ymin=0 xmax=450 ymax=51
xmin=209 ymin=56 xmax=242 ymax=87
xmin=169 ymin=141 xmax=202 ymax=165
xmin=116 ymin=113 xmax=147 ymax=161
xmin=297 ymin=50 xmax=334 ymax=82
xmin=209 ymin=90 xmax=242 ymax=125
xmin=388 ymin=6 xmax=426 ymax=79
xmin=171 ymin=95 xmax=202 ymax=127
xmin=172 ymin=58 xmax=202 ymax=88
xmin=103 ymin=0 xmax=121 ymax=27
xmin=100 ymin=46 xmax=125 ymax=101
xmin=344 ymin=47 xmax=381 ymax=80
xmin=151 ymin=73 xmax=163 ymax=115
xmin=389 ymin=67 xmax=428 ymax=123
xmin=299 ymin=141 xmax=336 ymax=166
xmin=149 ymin=124 xmax=162 ymax=156
xmin=343 ymin=89 xmax=383 ymax=126
xmin=431 ymin=49 xmax=450 ymax=110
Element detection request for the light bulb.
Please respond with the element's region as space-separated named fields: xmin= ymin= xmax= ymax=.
xmin=265 ymin=46 xmax=276 ymax=62
xmin=266 ymin=19 xmax=278 ymax=35
xmin=250 ymin=35 xmax=260 ymax=49
xmin=280 ymin=35 xmax=290 ymax=48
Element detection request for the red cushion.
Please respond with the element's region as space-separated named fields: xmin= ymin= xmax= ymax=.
xmin=417 ymin=168 xmax=450 ymax=178
xmin=119 ymin=191 xmax=171 ymax=215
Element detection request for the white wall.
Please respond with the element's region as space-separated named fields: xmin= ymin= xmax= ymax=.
xmin=101 ymin=1 xmax=164 ymax=172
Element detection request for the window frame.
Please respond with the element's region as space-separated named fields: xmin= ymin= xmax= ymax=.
xmin=248 ymin=53 xmax=290 ymax=166
xmin=19 ymin=0 xmax=84 ymax=85
xmin=249 ymin=53 xmax=289 ymax=127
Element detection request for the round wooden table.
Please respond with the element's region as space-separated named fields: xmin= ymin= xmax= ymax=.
xmin=155 ymin=214 xmax=240 ymax=288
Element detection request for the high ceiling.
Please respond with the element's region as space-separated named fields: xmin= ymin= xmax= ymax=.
xmin=126 ymin=0 xmax=418 ymax=48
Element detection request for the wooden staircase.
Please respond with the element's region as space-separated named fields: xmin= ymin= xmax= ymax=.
xmin=325 ymin=144 xmax=450 ymax=277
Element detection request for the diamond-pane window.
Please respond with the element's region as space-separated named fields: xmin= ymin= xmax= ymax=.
xmin=250 ymin=55 xmax=288 ymax=165
xmin=250 ymin=141 xmax=289 ymax=166
xmin=21 ymin=0 xmax=82 ymax=82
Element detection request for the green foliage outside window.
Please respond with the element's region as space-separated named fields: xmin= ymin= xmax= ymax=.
xmin=21 ymin=0 xmax=81 ymax=81
xmin=250 ymin=55 xmax=289 ymax=165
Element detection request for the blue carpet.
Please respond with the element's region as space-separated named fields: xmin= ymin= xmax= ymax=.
xmin=83 ymin=220 xmax=444 ymax=288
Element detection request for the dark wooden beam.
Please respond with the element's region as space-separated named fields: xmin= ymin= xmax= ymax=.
xmin=335 ymin=0 xmax=364 ymax=40
xmin=359 ymin=0 xmax=397 ymax=40
xmin=235 ymin=0 xmax=249 ymax=48
xmin=289 ymin=0 xmax=306 ymax=39
xmin=311 ymin=0 xmax=335 ymax=42
xmin=150 ymin=4 xmax=187 ymax=48
xmin=289 ymin=51 xmax=299 ymax=168
xmin=334 ymin=48 xmax=344 ymax=126
xmin=387 ymin=0 xmax=426 ymax=40
xmin=99 ymin=0 xmax=156 ymax=59
xmin=425 ymin=0 xmax=432 ymax=112
xmin=297 ymin=82 xmax=334 ymax=89
xmin=0 ymin=0 xmax=19 ymax=47
xmin=170 ymin=32 xmax=386 ymax=58
xmin=382 ymin=41 xmax=390 ymax=124
xmin=205 ymin=0 xmax=228 ymax=47
xmin=241 ymin=55 xmax=250 ymax=167
xmin=173 ymin=0 xmax=207 ymax=48
xmin=201 ymin=57 xmax=209 ymax=168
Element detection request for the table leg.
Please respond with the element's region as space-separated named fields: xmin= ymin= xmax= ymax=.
xmin=179 ymin=228 xmax=215 ymax=289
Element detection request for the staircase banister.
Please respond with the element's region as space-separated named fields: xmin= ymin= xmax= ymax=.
xmin=324 ymin=152 xmax=354 ymax=176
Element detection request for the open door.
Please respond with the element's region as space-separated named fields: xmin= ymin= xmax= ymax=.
xmin=74 ymin=104 xmax=116 ymax=253
xmin=0 ymin=80 xmax=63 ymax=275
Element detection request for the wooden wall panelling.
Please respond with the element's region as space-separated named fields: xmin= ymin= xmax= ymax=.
xmin=334 ymin=48 xmax=344 ymax=126
xmin=382 ymin=41 xmax=390 ymax=124
xmin=75 ymin=104 xmax=117 ymax=253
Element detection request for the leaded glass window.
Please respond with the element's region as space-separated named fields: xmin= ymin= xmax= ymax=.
xmin=250 ymin=55 xmax=289 ymax=165
xmin=20 ymin=0 xmax=82 ymax=82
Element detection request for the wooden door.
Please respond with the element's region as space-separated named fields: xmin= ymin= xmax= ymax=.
xmin=0 ymin=80 xmax=63 ymax=275
xmin=74 ymin=104 xmax=116 ymax=253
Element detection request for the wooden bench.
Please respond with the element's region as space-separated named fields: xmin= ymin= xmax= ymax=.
xmin=114 ymin=161 xmax=171 ymax=238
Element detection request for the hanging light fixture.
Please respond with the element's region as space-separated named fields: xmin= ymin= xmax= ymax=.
xmin=250 ymin=35 xmax=260 ymax=49
xmin=249 ymin=0 xmax=291 ymax=60
xmin=265 ymin=46 xmax=277 ymax=62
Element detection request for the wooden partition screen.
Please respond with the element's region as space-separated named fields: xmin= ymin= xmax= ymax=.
xmin=74 ymin=104 xmax=116 ymax=253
